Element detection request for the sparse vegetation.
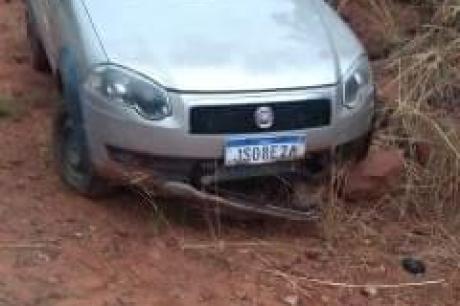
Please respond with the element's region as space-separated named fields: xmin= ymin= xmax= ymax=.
xmin=278 ymin=0 xmax=460 ymax=240
xmin=0 ymin=94 xmax=18 ymax=118
xmin=375 ymin=0 xmax=459 ymax=221
xmin=289 ymin=1 xmax=460 ymax=301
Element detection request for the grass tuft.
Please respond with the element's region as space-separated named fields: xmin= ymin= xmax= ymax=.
xmin=0 ymin=95 xmax=17 ymax=119
xmin=376 ymin=0 xmax=460 ymax=223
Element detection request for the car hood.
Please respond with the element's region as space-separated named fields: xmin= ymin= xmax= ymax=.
xmin=84 ymin=0 xmax=343 ymax=92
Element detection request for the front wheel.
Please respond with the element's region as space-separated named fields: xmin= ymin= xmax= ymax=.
xmin=53 ymin=104 xmax=112 ymax=198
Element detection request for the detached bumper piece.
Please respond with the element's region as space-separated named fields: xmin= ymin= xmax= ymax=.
xmin=107 ymin=146 xmax=325 ymax=220
xmin=161 ymin=180 xmax=319 ymax=221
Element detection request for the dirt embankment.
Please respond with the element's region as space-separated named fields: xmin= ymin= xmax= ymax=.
xmin=0 ymin=1 xmax=459 ymax=305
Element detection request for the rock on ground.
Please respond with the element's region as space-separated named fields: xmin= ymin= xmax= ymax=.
xmin=343 ymin=149 xmax=405 ymax=201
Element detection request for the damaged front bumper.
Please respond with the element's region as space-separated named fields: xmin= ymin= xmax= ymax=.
xmin=81 ymin=87 xmax=374 ymax=220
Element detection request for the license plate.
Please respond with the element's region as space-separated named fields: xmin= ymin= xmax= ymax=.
xmin=225 ymin=135 xmax=306 ymax=166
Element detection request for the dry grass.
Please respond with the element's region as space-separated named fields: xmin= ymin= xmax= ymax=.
xmin=0 ymin=91 xmax=53 ymax=120
xmin=0 ymin=95 xmax=19 ymax=118
xmin=376 ymin=0 xmax=460 ymax=223
xmin=300 ymin=2 xmax=460 ymax=302
xmin=310 ymin=0 xmax=460 ymax=269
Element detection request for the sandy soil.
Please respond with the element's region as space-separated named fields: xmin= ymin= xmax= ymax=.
xmin=0 ymin=1 xmax=459 ymax=305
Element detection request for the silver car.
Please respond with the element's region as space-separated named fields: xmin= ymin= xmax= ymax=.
xmin=26 ymin=0 xmax=374 ymax=217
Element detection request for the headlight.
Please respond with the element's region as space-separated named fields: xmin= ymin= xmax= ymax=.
xmin=85 ymin=65 xmax=172 ymax=120
xmin=342 ymin=57 xmax=373 ymax=109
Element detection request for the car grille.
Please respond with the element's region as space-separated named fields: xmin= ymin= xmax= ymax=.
xmin=190 ymin=99 xmax=331 ymax=134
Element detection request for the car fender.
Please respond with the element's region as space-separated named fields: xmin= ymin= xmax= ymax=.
xmin=58 ymin=47 xmax=84 ymax=125
xmin=24 ymin=0 xmax=37 ymax=23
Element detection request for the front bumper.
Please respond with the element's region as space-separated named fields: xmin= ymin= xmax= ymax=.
xmin=81 ymin=86 xmax=374 ymax=183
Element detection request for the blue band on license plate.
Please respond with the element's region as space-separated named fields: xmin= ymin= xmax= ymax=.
xmin=225 ymin=135 xmax=306 ymax=166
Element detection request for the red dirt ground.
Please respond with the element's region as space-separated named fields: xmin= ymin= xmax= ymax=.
xmin=0 ymin=1 xmax=459 ymax=305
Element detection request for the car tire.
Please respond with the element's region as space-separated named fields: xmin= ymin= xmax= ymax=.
xmin=53 ymin=102 xmax=112 ymax=198
xmin=26 ymin=10 xmax=51 ymax=73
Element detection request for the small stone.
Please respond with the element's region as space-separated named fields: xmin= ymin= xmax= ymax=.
xmin=343 ymin=149 xmax=405 ymax=201
xmin=16 ymin=179 xmax=27 ymax=189
xmin=282 ymin=294 xmax=299 ymax=306
xmin=235 ymin=289 xmax=248 ymax=300
xmin=199 ymin=289 xmax=215 ymax=303
xmin=402 ymin=257 xmax=426 ymax=275
xmin=26 ymin=171 xmax=42 ymax=180
xmin=361 ymin=286 xmax=378 ymax=297
xmin=304 ymin=248 xmax=328 ymax=262
xmin=47 ymin=276 xmax=59 ymax=284
xmin=36 ymin=251 xmax=51 ymax=263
